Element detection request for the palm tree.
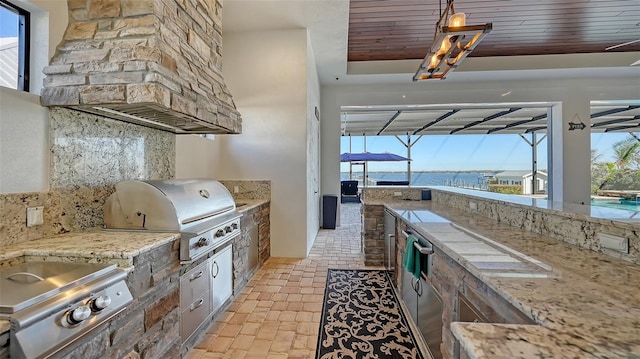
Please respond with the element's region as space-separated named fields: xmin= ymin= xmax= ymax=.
xmin=613 ymin=138 xmax=640 ymax=170
xmin=598 ymin=137 xmax=640 ymax=190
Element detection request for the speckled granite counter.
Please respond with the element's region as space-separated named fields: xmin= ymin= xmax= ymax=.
xmin=0 ymin=230 xmax=180 ymax=269
xmin=235 ymin=199 xmax=268 ymax=213
xmin=382 ymin=200 xmax=640 ymax=359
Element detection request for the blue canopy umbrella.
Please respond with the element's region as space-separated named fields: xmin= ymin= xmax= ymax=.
xmin=340 ymin=152 xmax=411 ymax=186
xmin=340 ymin=152 xmax=411 ymax=162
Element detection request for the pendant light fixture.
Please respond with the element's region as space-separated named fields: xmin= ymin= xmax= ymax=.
xmin=413 ymin=0 xmax=492 ymax=81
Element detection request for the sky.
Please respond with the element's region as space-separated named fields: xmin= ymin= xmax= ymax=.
xmin=341 ymin=132 xmax=630 ymax=172
xmin=0 ymin=6 xmax=18 ymax=38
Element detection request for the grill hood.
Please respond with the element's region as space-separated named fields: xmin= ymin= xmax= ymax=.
xmin=40 ymin=0 xmax=241 ymax=134
xmin=104 ymin=179 xmax=237 ymax=231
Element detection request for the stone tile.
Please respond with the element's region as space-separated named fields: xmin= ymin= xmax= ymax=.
xmin=206 ymin=336 xmax=233 ymax=352
xmin=217 ymin=324 xmax=242 ymax=337
xmin=229 ymin=334 xmax=254 ymax=350
xmin=192 ymin=203 xmax=372 ymax=358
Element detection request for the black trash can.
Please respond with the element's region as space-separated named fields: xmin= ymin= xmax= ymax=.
xmin=322 ymin=195 xmax=338 ymax=229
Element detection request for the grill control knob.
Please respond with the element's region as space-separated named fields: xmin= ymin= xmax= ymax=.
xmin=66 ymin=306 xmax=91 ymax=325
xmin=90 ymin=295 xmax=112 ymax=312
xmin=225 ymin=226 xmax=232 ymax=233
xmin=231 ymin=223 xmax=238 ymax=230
xmin=215 ymin=229 xmax=225 ymax=238
xmin=196 ymin=237 xmax=210 ymax=247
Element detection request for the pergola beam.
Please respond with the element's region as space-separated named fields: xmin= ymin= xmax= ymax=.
xmin=591 ymin=115 xmax=640 ymax=128
xmin=450 ymin=108 xmax=521 ymax=134
xmin=377 ymin=110 xmax=402 ymax=135
xmin=412 ymin=109 xmax=460 ymax=135
xmin=487 ymin=113 xmax=547 ymax=134
xmin=591 ymin=105 xmax=640 ymax=119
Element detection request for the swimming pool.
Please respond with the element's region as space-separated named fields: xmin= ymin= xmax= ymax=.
xmin=591 ymin=198 xmax=640 ymax=211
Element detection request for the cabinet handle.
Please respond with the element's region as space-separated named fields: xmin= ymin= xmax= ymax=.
xmin=190 ymin=271 xmax=203 ymax=281
xmin=415 ymin=278 xmax=423 ymax=296
xmin=211 ymin=261 xmax=219 ymax=278
xmin=191 ymin=298 xmax=204 ymax=311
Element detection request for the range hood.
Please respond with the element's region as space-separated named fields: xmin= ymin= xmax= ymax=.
xmin=41 ymin=0 xmax=241 ymax=134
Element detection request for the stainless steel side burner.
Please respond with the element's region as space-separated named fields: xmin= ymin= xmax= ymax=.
xmin=0 ymin=262 xmax=133 ymax=359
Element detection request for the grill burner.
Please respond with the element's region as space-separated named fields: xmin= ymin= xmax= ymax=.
xmin=0 ymin=262 xmax=132 ymax=359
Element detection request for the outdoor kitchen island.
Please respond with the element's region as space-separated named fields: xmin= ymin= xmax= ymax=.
xmin=0 ymin=199 xmax=269 ymax=359
xmin=363 ymin=191 xmax=640 ymax=359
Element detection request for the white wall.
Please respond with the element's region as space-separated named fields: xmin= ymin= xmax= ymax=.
xmin=321 ymin=75 xmax=640 ymax=205
xmin=0 ymin=0 xmax=66 ymax=193
xmin=177 ymin=29 xmax=313 ymax=258
xmin=306 ymin=32 xmax=321 ymax=251
xmin=0 ymin=89 xmax=49 ymax=192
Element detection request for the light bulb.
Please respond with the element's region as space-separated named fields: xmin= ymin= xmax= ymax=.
xmin=436 ymin=36 xmax=451 ymax=56
xmin=449 ymin=12 xmax=466 ymax=27
xmin=428 ymin=54 xmax=440 ymax=71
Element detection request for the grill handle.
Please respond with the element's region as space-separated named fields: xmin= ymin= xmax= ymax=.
xmin=7 ymin=272 xmax=45 ymax=282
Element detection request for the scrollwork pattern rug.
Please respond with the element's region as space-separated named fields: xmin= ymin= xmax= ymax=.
xmin=316 ymin=269 xmax=424 ymax=359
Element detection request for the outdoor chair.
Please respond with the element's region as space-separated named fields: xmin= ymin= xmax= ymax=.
xmin=341 ymin=180 xmax=360 ymax=203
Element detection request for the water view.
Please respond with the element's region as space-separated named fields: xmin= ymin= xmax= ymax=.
xmin=341 ymin=171 xmax=495 ymax=189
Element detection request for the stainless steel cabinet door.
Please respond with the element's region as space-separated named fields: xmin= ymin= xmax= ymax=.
xmin=402 ymin=268 xmax=418 ymax=322
xmin=416 ymin=277 xmax=443 ymax=359
xmin=211 ymin=245 xmax=233 ymax=313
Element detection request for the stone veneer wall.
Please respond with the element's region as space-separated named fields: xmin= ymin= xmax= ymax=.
xmin=362 ymin=186 xmax=425 ymax=201
xmin=362 ymin=203 xmax=384 ymax=266
xmin=58 ymin=239 xmax=182 ymax=359
xmin=0 ymin=108 xmax=174 ymax=248
xmin=360 ymin=187 xmax=426 ymax=267
xmin=431 ymin=189 xmax=640 ymax=264
xmin=235 ymin=202 xmax=271 ymax=293
xmin=42 ymin=0 xmax=241 ymax=133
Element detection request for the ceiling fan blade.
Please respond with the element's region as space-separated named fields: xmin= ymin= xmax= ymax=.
xmin=605 ymin=39 xmax=640 ymax=51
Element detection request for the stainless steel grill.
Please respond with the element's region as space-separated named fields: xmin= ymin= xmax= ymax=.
xmin=104 ymin=179 xmax=241 ymax=262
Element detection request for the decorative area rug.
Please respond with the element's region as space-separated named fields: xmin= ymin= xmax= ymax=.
xmin=316 ymin=269 xmax=424 ymax=359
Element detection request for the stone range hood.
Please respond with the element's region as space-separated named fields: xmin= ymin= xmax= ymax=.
xmin=41 ymin=0 xmax=241 ymax=134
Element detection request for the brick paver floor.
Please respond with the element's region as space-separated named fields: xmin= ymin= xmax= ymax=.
xmin=186 ymin=202 xmax=380 ymax=359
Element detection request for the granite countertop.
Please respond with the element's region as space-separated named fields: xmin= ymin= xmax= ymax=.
xmin=235 ymin=198 xmax=269 ymax=213
xmin=0 ymin=230 xmax=180 ymax=269
xmin=384 ymin=200 xmax=640 ymax=359
xmin=0 ymin=199 xmax=269 ymax=268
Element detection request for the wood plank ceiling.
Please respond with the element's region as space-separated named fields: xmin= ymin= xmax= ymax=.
xmin=348 ymin=0 xmax=640 ymax=61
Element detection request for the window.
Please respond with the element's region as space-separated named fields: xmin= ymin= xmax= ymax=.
xmin=0 ymin=0 xmax=29 ymax=91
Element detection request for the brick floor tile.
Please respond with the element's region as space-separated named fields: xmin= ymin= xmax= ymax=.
xmin=192 ymin=203 xmax=369 ymax=358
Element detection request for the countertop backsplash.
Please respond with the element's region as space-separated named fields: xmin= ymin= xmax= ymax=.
xmin=0 ymin=108 xmax=175 ymax=248
xmin=219 ymin=180 xmax=271 ymax=200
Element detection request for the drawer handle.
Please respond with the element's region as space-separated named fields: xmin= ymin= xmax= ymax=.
xmin=211 ymin=261 xmax=219 ymax=278
xmin=191 ymin=298 xmax=204 ymax=311
xmin=190 ymin=271 xmax=203 ymax=281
